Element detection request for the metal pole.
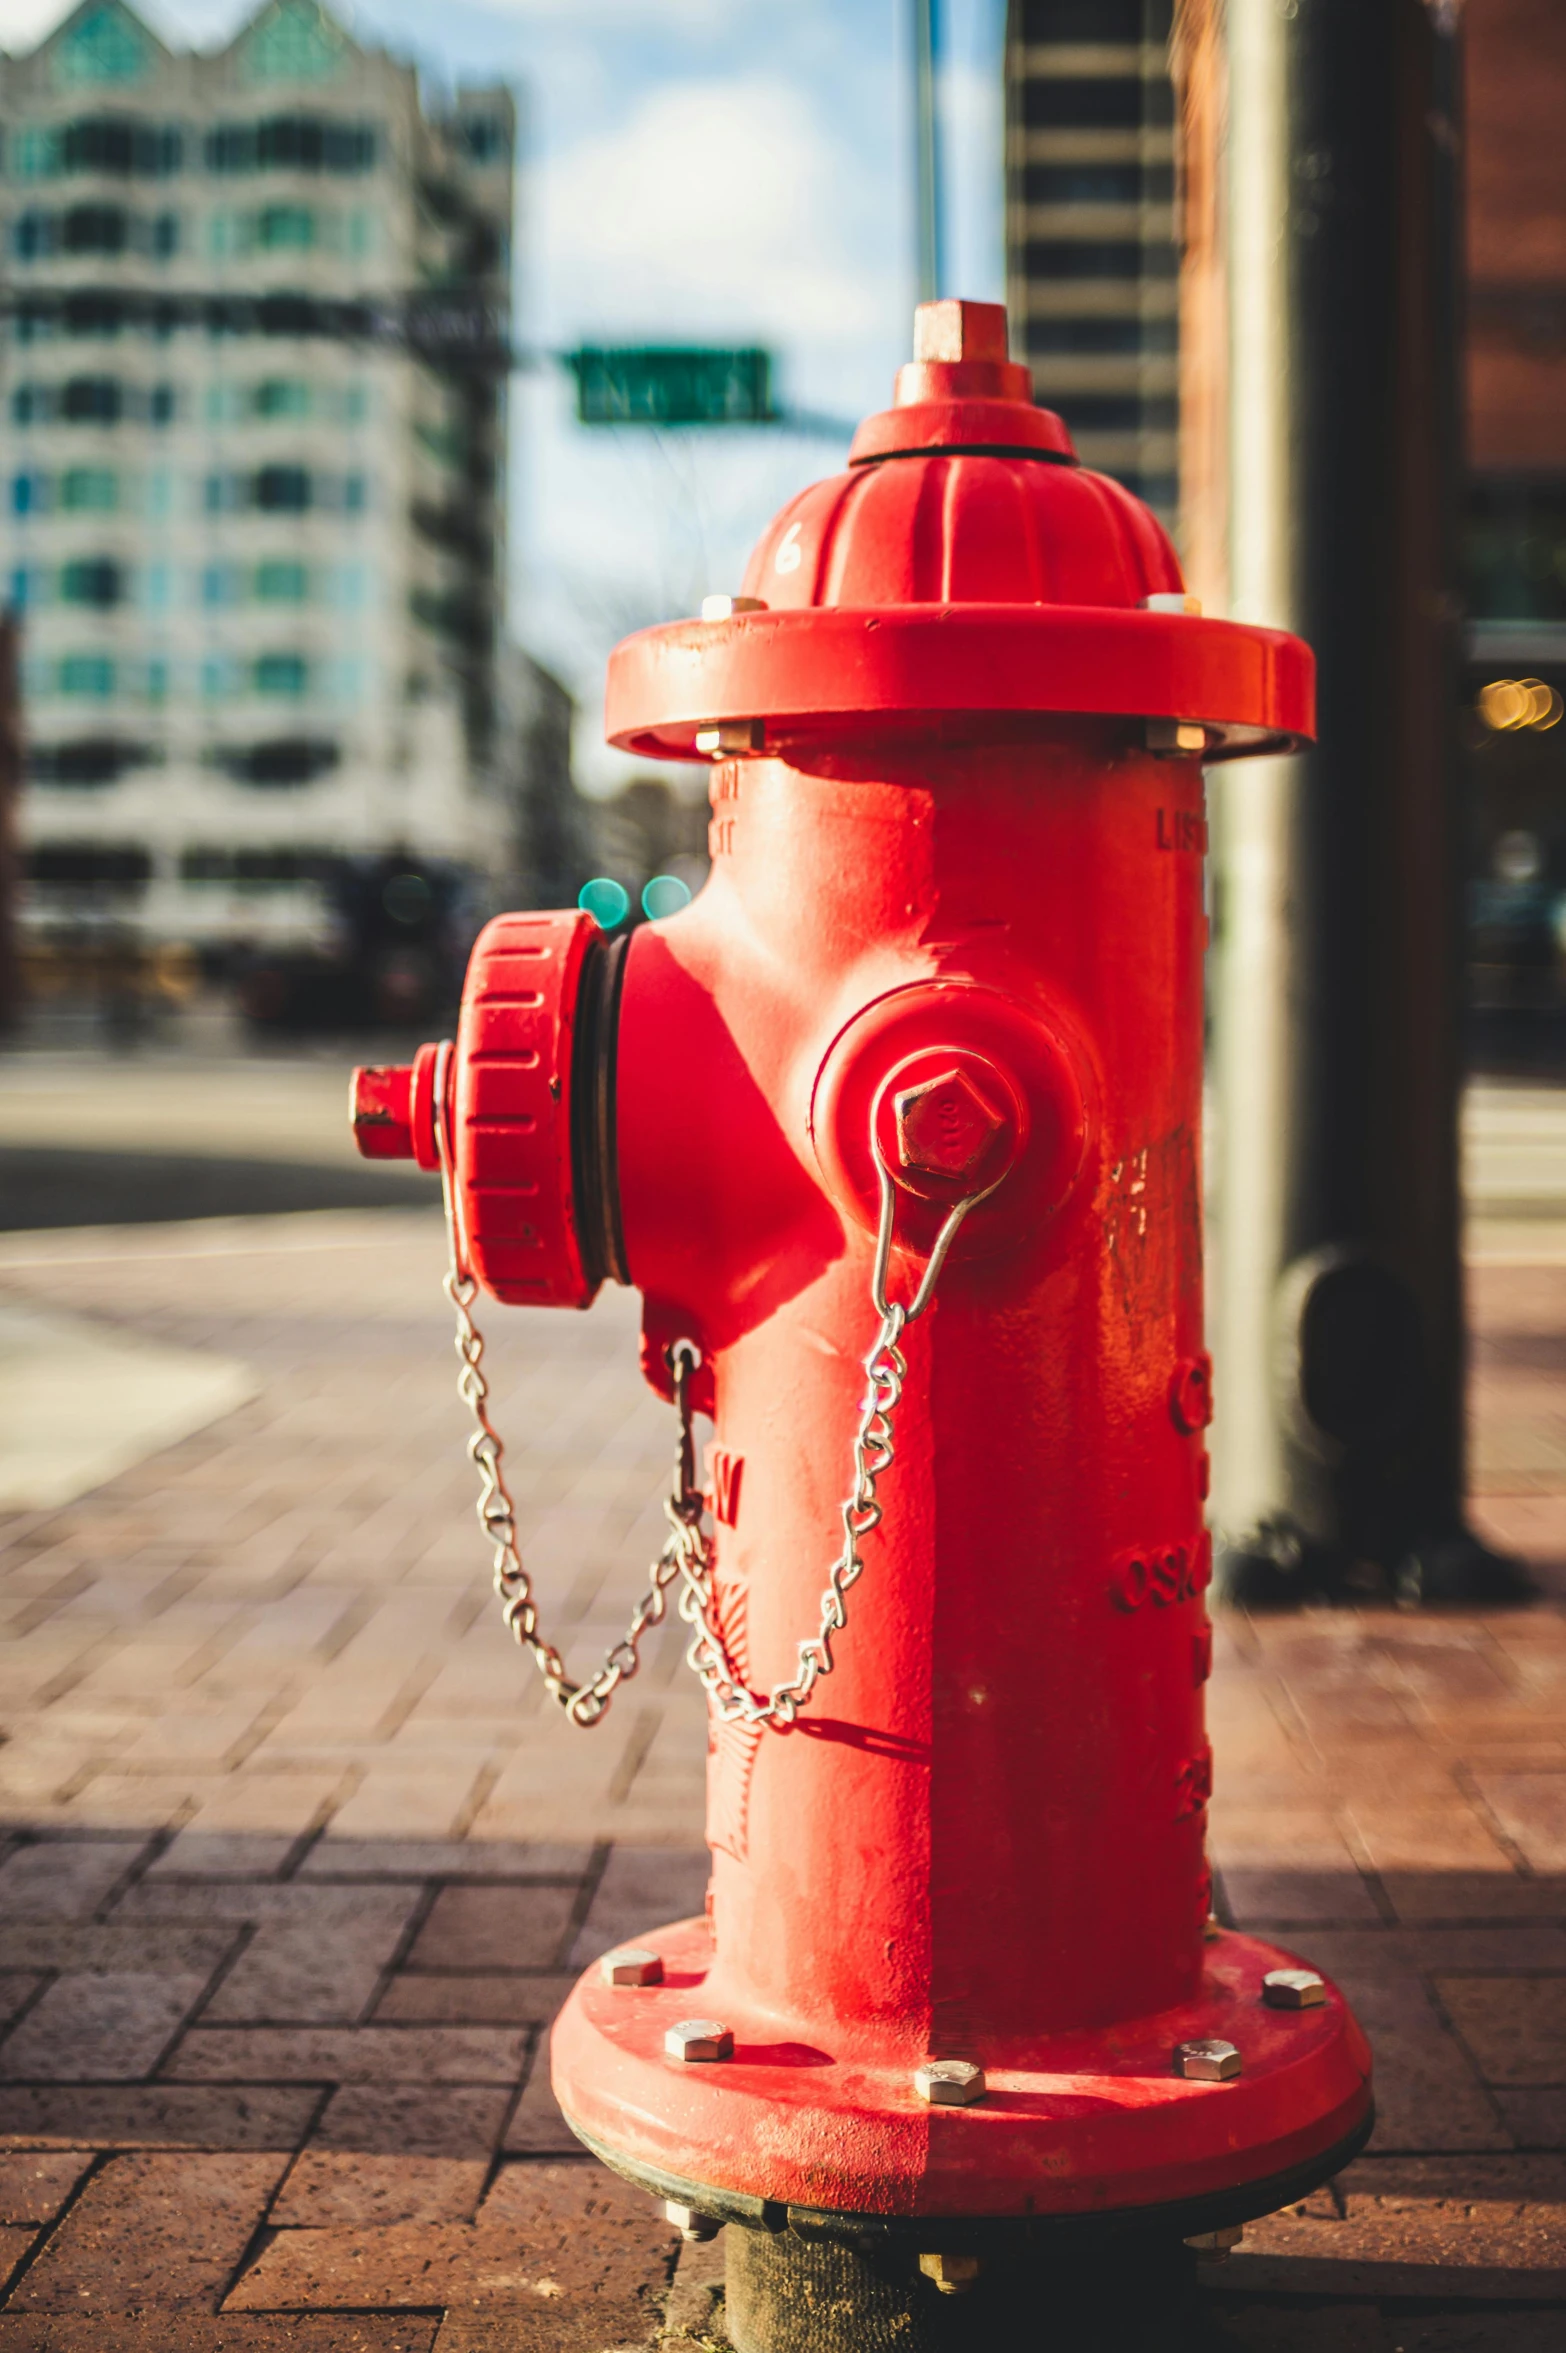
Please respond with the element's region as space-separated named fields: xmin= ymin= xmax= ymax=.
xmin=1208 ymin=0 xmax=1526 ymax=1603
xmin=913 ymin=0 xmax=943 ymax=305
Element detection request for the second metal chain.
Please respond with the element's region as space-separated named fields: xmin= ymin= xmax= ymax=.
xmin=432 ymin=1035 xmax=997 ymax=1730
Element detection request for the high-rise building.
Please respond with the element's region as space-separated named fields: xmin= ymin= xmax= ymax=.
xmin=1004 ymin=0 xmax=1179 ymax=526
xmin=0 ymin=0 xmax=518 ymax=973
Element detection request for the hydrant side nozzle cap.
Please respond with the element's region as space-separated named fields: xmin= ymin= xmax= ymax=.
xmin=350 ymin=1063 xmax=414 ymax=1161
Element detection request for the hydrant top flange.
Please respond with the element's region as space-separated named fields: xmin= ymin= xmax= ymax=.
xmin=604 ymin=299 xmax=1314 ymax=764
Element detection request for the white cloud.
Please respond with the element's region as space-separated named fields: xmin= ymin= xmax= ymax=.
xmin=537 ymin=73 xmax=888 ymax=347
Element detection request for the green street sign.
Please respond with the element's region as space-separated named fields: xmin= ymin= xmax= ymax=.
xmin=566 ymin=345 xmax=774 ymax=427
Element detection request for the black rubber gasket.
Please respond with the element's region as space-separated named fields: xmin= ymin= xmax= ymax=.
xmin=569 ymin=926 xmax=629 ymax=1290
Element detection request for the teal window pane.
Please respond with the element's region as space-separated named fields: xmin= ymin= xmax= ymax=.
xmin=59 ymin=653 xmax=115 ymax=695
xmin=242 ymin=2 xmax=346 ymax=84
xmin=55 ymin=3 xmax=150 ymax=89
xmin=255 ymin=205 xmax=314 ymax=250
xmin=255 ymin=652 xmax=308 ymax=695
xmin=60 ymin=467 xmax=117 ymax=511
xmin=254 ymin=377 xmax=309 ymax=417
xmin=255 ymin=559 xmax=308 ymax=600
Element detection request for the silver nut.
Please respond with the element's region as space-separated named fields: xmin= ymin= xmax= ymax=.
xmin=1147 ymin=718 xmax=1209 ymax=755
xmin=918 ymin=2252 xmax=982 ymax=2295
xmin=914 ymin=2058 xmax=986 ymax=2107
xmin=1184 ymin=2224 xmax=1244 ymax=2260
xmin=1262 ymin=1968 xmax=1326 ymax=2009
xmin=1175 ymin=2038 xmax=1242 ymax=2082
xmin=664 ymin=2201 xmax=722 ymax=2242
xmin=600 ymin=1947 xmax=664 ymax=1988
xmin=700 ymin=594 xmax=768 ymax=621
xmin=1141 ymin=591 xmax=1203 ymax=616
xmin=694 ymin=720 xmax=764 ymax=755
xmin=664 ymin=2017 xmax=734 ymax=2064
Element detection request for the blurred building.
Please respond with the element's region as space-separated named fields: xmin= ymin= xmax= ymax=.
xmin=0 ymin=0 xmax=521 ymax=988
xmin=588 ymin=776 xmax=709 ymax=913
xmin=496 ymin=641 xmax=591 ymax=907
xmin=1461 ymin=0 xmax=1566 ymax=1040
xmin=1003 ymin=0 xmax=1179 ymax=527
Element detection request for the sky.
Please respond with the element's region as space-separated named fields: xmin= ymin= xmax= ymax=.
xmin=5 ymin=0 xmax=1007 ymax=790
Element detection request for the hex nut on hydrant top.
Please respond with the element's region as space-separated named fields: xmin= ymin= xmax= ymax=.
xmin=351 ymin=298 xmax=1372 ymax=2349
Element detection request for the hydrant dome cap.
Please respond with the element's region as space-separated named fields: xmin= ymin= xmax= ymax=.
xmin=603 ymin=301 xmax=1315 ymax=760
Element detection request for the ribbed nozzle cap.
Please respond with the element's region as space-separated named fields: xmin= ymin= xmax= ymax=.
xmin=850 ymin=297 xmax=1075 ymax=464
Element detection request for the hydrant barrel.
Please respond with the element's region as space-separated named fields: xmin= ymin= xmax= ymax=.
xmin=383 ymin=299 xmax=1371 ymax=2262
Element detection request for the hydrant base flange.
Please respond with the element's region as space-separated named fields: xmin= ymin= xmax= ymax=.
xmin=551 ymin=1915 xmax=1372 ymax=2224
xmin=564 ymin=2104 xmax=1374 ymax=2255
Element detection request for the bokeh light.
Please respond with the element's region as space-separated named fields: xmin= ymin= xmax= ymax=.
xmin=1477 ymin=677 xmax=1564 ymax=733
xmin=578 ymin=877 xmax=631 ymax=929
xmin=641 ymin=874 xmax=693 ymax=920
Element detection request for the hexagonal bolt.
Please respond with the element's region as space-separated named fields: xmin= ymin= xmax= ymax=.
xmin=694 ymin=720 xmax=764 ymax=755
xmin=914 ymin=2058 xmax=986 ymax=2107
xmin=894 ymin=1067 xmax=1004 ymax=1180
xmin=914 ymin=298 xmax=1008 ymax=364
xmin=1262 ymin=1968 xmax=1326 ymax=2010
xmin=664 ymin=2201 xmax=723 ymax=2243
xmin=1183 ymin=2225 xmax=1244 ymax=2261
xmin=1147 ymin=719 xmax=1209 ymax=756
xmin=600 ymin=1947 xmax=664 ymax=1989
xmin=1174 ymin=2038 xmax=1242 ymax=2083
xmin=699 ymin=595 xmax=768 ymax=622
xmin=918 ymin=2252 xmax=983 ymax=2296
xmin=664 ymin=2018 xmax=734 ymax=2064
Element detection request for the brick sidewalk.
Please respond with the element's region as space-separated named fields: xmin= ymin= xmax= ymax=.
xmin=0 ymin=1211 xmax=1561 ymax=2347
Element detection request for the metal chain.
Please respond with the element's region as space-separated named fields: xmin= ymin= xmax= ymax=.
xmin=430 ymin=1036 xmax=999 ymax=1730
xmin=675 ymin=1155 xmax=999 ymax=1725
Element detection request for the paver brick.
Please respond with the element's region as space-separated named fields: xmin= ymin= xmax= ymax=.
xmin=565 ymin=1846 xmax=711 ymax=1968
xmin=0 ymin=2085 xmax=320 ymax=2151
xmin=0 ymin=1840 xmax=151 ymax=1921
xmin=1242 ymin=2152 xmax=1566 ymax=2270
xmin=1494 ymin=2088 xmax=1566 ymax=2147
xmin=11 ymin=2150 xmax=289 ymax=2312
xmin=0 ymin=2318 xmax=440 ymax=2350
xmin=307 ymin=2086 xmax=511 ymax=2162
xmin=502 ymin=2038 xmax=581 ymax=2157
xmin=0 ymin=1925 xmax=238 ymax=1975
xmin=0 ymin=1985 xmax=40 ymax=2036
xmin=298 ymin=1839 xmax=593 ymax=1880
xmin=1437 ymin=1976 xmax=1566 ymax=2085
xmin=166 ymin=2026 xmax=529 ymax=2085
xmin=0 ymin=2151 xmax=92 ymax=2224
xmin=0 ymin=2233 xmax=35 ymax=2301
xmin=271 ymin=2152 xmax=489 ymax=2229
xmin=1470 ymin=1772 xmax=1566 ymax=1870
xmin=373 ymin=1975 xmax=576 ymax=2027
xmin=0 ymin=1971 xmax=212 ymax=2082
xmin=227 ymin=2158 xmax=672 ymax=2348
xmin=405 ymin=1886 xmax=580 ymax=1974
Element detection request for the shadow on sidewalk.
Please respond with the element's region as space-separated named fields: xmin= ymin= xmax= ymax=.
xmin=0 ymin=1147 xmax=438 ymax=1231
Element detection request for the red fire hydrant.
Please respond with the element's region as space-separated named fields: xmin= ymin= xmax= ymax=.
xmin=353 ymin=302 xmax=1370 ymax=2348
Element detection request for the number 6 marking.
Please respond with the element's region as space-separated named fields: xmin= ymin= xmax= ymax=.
xmin=774 ymin=521 xmax=803 ymax=576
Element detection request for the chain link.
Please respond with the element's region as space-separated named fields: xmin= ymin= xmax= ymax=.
xmin=430 ymin=1036 xmax=1000 ymax=1730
